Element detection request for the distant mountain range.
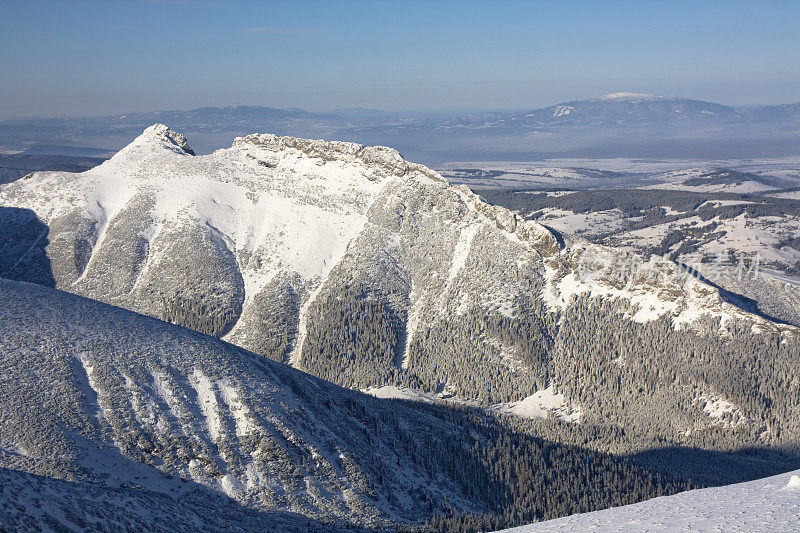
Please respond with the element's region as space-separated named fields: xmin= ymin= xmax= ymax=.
xmin=1 ymin=93 xmax=798 ymax=170
xmin=505 ymin=92 xmax=800 ymax=125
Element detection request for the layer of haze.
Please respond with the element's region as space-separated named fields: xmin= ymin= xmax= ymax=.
xmin=1 ymin=0 xmax=798 ymax=119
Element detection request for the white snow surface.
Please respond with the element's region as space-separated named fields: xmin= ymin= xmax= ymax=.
xmin=364 ymin=386 xmax=441 ymax=403
xmin=553 ymin=106 xmax=575 ymax=117
xmin=445 ymin=224 xmax=480 ymax=288
xmin=695 ymin=394 xmax=748 ymax=428
xmin=535 ymin=208 xmax=626 ymax=236
xmin=438 ymin=158 xmax=800 ymax=189
xmin=608 ymin=212 xmax=800 ymax=268
xmin=595 ymin=92 xmax=661 ymax=101
xmin=364 ymin=385 xmax=581 ymax=423
xmin=1 ymin=125 xmax=402 ymax=299
xmin=492 ymin=386 xmax=581 ymax=423
xmin=769 ymin=190 xmax=800 ymax=200
xmin=498 ymin=469 xmax=800 ymax=532
xmin=543 ymin=246 xmax=722 ymax=328
xmin=647 ymin=179 xmax=778 ymax=193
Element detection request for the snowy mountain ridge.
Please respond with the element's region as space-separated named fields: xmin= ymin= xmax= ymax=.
xmin=3 ymin=125 xmax=800 ymax=530
xmin=2 ymin=123 xmax=776 ymax=340
xmin=1 ymin=126 xmax=798 ymax=449
xmin=136 ymin=123 xmax=195 ymax=154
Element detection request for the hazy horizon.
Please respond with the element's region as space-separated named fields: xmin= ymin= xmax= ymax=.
xmin=3 ymin=92 xmax=800 ymax=122
xmin=2 ymin=0 xmax=798 ymax=120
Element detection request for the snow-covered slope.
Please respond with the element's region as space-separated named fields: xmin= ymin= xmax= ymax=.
xmin=0 ymin=279 xmax=497 ymax=527
xmin=0 ymin=279 xmax=487 ymax=528
xmin=481 ymin=184 xmax=800 ymax=327
xmin=0 ymin=466 xmax=317 ymax=532
xmin=500 ymin=470 xmax=800 ymax=532
xmin=595 ymin=92 xmax=662 ymax=101
xmin=0 ymin=124 xmax=420 ymax=337
xmin=0 ymin=278 xmax=691 ymax=531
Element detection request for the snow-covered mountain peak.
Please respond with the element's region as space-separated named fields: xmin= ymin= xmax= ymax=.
xmin=0 ymin=125 xmax=562 ymax=325
xmin=1 ymin=125 xmax=784 ymax=342
xmin=595 ymin=92 xmax=662 ymax=101
xmin=86 ymin=124 xmax=195 ymax=179
xmin=125 ymin=123 xmax=195 ymax=155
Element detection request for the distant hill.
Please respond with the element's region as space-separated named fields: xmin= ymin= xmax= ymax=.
xmin=1 ymin=93 xmax=798 ymax=164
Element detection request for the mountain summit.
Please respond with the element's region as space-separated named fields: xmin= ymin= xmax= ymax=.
xmin=595 ymin=92 xmax=662 ymax=101
xmin=133 ymin=123 xmax=195 ymax=154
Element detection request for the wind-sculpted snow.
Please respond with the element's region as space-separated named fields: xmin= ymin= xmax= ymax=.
xmin=0 ymin=279 xmax=691 ymax=531
xmin=0 ymin=466 xmax=321 ymax=532
xmin=0 ymin=279 xmax=479 ymax=526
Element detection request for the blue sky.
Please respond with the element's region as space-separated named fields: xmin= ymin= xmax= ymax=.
xmin=1 ymin=0 xmax=798 ymax=118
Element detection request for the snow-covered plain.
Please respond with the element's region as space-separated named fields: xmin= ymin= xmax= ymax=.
xmin=535 ymin=208 xmax=627 ymax=236
xmin=499 ymin=470 xmax=800 ymax=532
xmin=438 ymin=158 xmax=800 ymax=190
